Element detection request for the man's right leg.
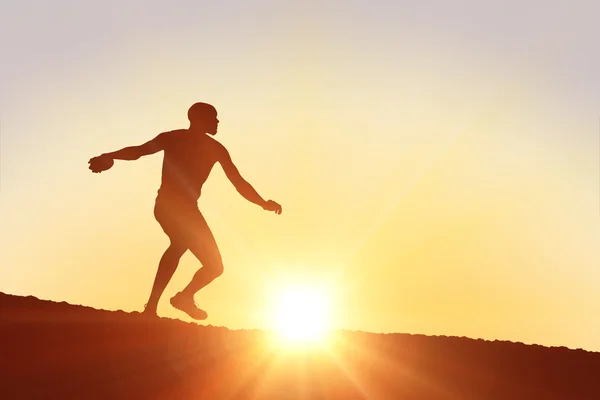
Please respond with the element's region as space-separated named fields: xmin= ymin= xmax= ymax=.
xmin=146 ymin=200 xmax=189 ymax=316
xmin=143 ymin=242 xmax=187 ymax=315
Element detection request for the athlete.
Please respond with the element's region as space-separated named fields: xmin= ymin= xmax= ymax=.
xmin=88 ymin=102 xmax=282 ymax=319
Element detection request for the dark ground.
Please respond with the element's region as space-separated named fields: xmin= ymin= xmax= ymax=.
xmin=1 ymin=292 xmax=599 ymax=399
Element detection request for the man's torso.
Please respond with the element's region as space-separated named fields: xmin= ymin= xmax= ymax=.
xmin=156 ymin=129 xmax=222 ymax=207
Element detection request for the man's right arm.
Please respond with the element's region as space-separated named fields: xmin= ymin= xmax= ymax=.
xmin=88 ymin=131 xmax=170 ymax=173
xmin=103 ymin=131 xmax=171 ymax=160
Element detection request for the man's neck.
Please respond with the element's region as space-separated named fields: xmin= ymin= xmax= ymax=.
xmin=188 ymin=126 xmax=206 ymax=135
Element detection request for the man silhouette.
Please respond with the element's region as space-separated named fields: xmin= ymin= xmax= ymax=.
xmin=88 ymin=102 xmax=282 ymax=319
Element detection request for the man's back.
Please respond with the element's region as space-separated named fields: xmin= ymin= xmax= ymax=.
xmin=157 ymin=129 xmax=222 ymax=205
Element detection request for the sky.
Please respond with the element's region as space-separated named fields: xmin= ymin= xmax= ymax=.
xmin=1 ymin=1 xmax=599 ymax=351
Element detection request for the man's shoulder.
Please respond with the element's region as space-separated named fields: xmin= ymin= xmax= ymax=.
xmin=163 ymin=129 xmax=188 ymax=137
xmin=156 ymin=129 xmax=187 ymax=145
xmin=205 ymin=135 xmax=226 ymax=151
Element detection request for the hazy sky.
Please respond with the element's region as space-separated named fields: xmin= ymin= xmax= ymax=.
xmin=1 ymin=1 xmax=599 ymax=351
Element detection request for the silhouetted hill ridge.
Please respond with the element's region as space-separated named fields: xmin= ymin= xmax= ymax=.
xmin=2 ymin=292 xmax=599 ymax=399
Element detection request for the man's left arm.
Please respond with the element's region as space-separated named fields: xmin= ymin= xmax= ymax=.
xmin=218 ymin=146 xmax=282 ymax=214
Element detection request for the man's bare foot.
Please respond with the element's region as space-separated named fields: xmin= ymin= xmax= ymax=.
xmin=170 ymin=292 xmax=208 ymax=320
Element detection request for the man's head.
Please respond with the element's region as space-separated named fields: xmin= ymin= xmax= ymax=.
xmin=188 ymin=102 xmax=219 ymax=135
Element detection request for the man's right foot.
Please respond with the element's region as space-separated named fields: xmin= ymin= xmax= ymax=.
xmin=141 ymin=303 xmax=158 ymax=318
xmin=170 ymin=292 xmax=208 ymax=320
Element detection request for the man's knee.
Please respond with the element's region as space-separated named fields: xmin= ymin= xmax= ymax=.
xmin=207 ymin=257 xmax=224 ymax=278
xmin=188 ymin=235 xmax=223 ymax=278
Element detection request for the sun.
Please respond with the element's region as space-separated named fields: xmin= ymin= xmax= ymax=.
xmin=271 ymin=285 xmax=331 ymax=344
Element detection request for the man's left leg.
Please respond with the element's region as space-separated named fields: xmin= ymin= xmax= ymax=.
xmin=170 ymin=211 xmax=224 ymax=320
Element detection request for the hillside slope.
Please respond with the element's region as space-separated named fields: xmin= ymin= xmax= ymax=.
xmin=1 ymin=292 xmax=599 ymax=399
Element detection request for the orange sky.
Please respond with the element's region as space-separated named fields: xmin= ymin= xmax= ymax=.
xmin=1 ymin=1 xmax=599 ymax=352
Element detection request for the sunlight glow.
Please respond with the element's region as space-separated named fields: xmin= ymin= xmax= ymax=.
xmin=272 ymin=285 xmax=331 ymax=344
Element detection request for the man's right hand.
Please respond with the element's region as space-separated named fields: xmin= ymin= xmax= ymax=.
xmin=263 ymin=200 xmax=282 ymax=215
xmin=88 ymin=154 xmax=114 ymax=173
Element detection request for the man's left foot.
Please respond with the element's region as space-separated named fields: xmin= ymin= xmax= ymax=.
xmin=170 ymin=292 xmax=208 ymax=320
